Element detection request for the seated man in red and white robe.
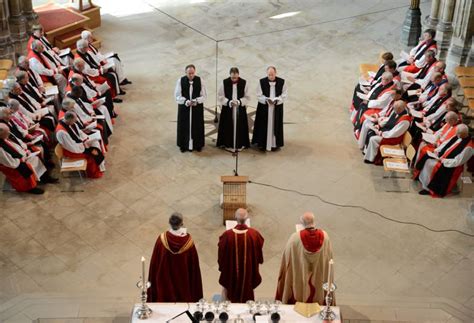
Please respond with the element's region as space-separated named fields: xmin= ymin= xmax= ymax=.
xmin=17 ymin=56 xmax=45 ymax=95
xmin=414 ymin=111 xmax=460 ymax=173
xmin=147 ymin=212 xmax=203 ymax=302
xmin=352 ymin=72 xmax=397 ymax=131
xmin=416 ymin=124 xmax=473 ymax=197
xmin=275 ymin=212 xmax=333 ymax=305
xmin=8 ymin=82 xmax=56 ymax=135
xmin=363 ymin=100 xmax=412 ymax=164
xmin=357 ymin=89 xmax=402 ymax=149
xmin=408 ymin=83 xmax=452 ymax=145
xmin=0 ymin=122 xmax=46 ymax=194
xmin=401 ymin=51 xmax=439 ymax=93
xmin=69 ymin=72 xmax=117 ymax=119
xmin=352 ymin=61 xmax=398 ymax=113
xmin=28 ymin=40 xmax=67 ymax=97
xmin=28 ymin=24 xmax=73 ymax=67
xmin=75 ymin=39 xmax=123 ymax=97
xmin=66 ymin=86 xmax=112 ymax=146
xmin=352 ymin=53 xmax=394 ymax=102
xmin=81 ymin=30 xmax=131 ymax=86
xmin=56 ymin=111 xmax=105 ymax=179
xmin=398 ymin=29 xmax=437 ymax=73
xmin=405 ymin=71 xmax=447 ymax=104
xmin=71 ymin=57 xmax=121 ymax=104
xmin=7 ymin=99 xmax=50 ymax=145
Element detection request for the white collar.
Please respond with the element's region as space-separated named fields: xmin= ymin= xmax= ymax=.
xmin=169 ymin=227 xmax=187 ymax=236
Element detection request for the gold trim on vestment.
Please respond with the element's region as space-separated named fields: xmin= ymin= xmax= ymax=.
xmin=160 ymin=233 xmax=194 ymax=255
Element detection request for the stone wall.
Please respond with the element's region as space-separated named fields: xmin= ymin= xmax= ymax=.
xmin=0 ymin=0 xmax=38 ymax=62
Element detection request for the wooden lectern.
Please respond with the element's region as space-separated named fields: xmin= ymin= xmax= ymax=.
xmin=221 ymin=176 xmax=248 ymax=224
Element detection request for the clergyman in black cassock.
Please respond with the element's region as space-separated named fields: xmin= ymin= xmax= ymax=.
xmin=217 ymin=67 xmax=250 ymax=150
xmin=174 ymin=64 xmax=207 ymax=153
xmin=252 ymin=66 xmax=288 ymax=152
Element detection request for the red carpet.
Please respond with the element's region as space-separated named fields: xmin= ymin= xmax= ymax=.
xmin=35 ymin=4 xmax=87 ymax=32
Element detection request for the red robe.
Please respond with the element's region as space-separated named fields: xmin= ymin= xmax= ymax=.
xmin=218 ymin=224 xmax=264 ymax=303
xmin=147 ymin=231 xmax=203 ymax=303
xmin=0 ymin=139 xmax=37 ymax=192
xmin=55 ymin=123 xmax=103 ymax=179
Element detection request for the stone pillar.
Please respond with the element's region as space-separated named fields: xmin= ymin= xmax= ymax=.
xmin=401 ymin=0 xmax=422 ymax=48
xmin=466 ymin=36 xmax=474 ymax=66
xmin=0 ymin=0 xmax=14 ymax=60
xmin=435 ymin=0 xmax=456 ymax=60
xmin=445 ymin=0 xmax=474 ymax=77
xmin=425 ymin=0 xmax=441 ymax=29
xmin=21 ymin=0 xmax=37 ymax=31
xmin=7 ymin=0 xmax=27 ymax=56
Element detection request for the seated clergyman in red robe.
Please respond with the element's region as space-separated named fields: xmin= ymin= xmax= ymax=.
xmin=147 ymin=212 xmax=203 ymax=302
xmin=275 ymin=212 xmax=334 ymax=305
xmin=218 ymin=208 xmax=264 ymax=303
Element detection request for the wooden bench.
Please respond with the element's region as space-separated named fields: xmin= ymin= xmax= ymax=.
xmin=0 ymin=59 xmax=13 ymax=70
xmin=455 ymin=66 xmax=474 ymax=78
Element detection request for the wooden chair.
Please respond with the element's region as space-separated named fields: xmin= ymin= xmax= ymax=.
xmin=459 ymin=78 xmax=474 ymax=88
xmin=359 ymin=63 xmax=379 ymax=80
xmin=464 ymin=88 xmax=474 ymax=100
xmin=55 ymin=144 xmax=87 ymax=191
xmin=380 ymin=131 xmax=412 ymax=158
xmin=0 ymin=59 xmax=13 ymax=71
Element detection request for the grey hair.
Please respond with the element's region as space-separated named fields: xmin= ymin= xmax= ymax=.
xmin=18 ymin=56 xmax=28 ymax=67
xmin=7 ymin=99 xmax=20 ymax=110
xmin=381 ymin=71 xmax=393 ymax=81
xmin=15 ymin=70 xmax=28 ymax=82
xmin=73 ymin=57 xmax=85 ymax=68
xmin=31 ymin=39 xmax=43 ymax=51
xmin=76 ymin=39 xmax=89 ymax=50
xmin=62 ymin=98 xmax=76 ymax=109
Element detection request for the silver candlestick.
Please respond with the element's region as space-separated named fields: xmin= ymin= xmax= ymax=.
xmin=319 ymin=282 xmax=337 ymax=320
xmin=135 ymin=279 xmax=152 ymax=319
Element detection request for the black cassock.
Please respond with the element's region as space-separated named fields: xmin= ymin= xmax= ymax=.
xmin=216 ymin=77 xmax=250 ymax=149
xmin=252 ymin=77 xmax=285 ymax=150
xmin=176 ymin=76 xmax=205 ymax=151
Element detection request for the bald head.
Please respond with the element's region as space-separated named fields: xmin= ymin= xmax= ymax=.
xmin=300 ymin=212 xmax=315 ymax=228
xmin=456 ymin=124 xmax=469 ymax=139
xmin=0 ymin=123 xmax=9 ymax=139
xmin=235 ymin=208 xmax=249 ymax=224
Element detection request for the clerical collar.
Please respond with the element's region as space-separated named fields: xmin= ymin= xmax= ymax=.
xmin=169 ymin=227 xmax=187 ymax=236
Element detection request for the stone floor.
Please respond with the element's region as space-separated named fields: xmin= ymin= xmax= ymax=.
xmin=1 ymin=0 xmax=474 ymax=322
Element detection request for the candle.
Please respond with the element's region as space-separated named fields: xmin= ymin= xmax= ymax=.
xmin=141 ymin=256 xmax=146 ymax=289
xmin=327 ymin=259 xmax=334 ymax=289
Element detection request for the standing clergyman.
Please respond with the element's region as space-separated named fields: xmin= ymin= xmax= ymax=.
xmin=216 ymin=67 xmax=250 ymax=150
xmin=174 ymin=64 xmax=207 ymax=153
xmin=252 ymin=66 xmax=288 ymax=151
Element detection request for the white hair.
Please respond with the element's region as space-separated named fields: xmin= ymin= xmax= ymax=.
xmin=76 ymin=39 xmax=89 ymax=50
xmin=7 ymin=99 xmax=20 ymax=110
xmin=81 ymin=30 xmax=92 ymax=40
xmin=382 ymin=71 xmax=393 ymax=81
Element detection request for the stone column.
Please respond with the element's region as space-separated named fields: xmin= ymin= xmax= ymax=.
xmin=0 ymin=0 xmax=14 ymax=60
xmin=435 ymin=0 xmax=456 ymax=60
xmin=425 ymin=0 xmax=441 ymax=29
xmin=401 ymin=0 xmax=422 ymax=48
xmin=21 ymin=0 xmax=37 ymax=30
xmin=7 ymin=0 xmax=27 ymax=56
xmin=466 ymin=36 xmax=474 ymax=66
xmin=446 ymin=0 xmax=474 ymax=71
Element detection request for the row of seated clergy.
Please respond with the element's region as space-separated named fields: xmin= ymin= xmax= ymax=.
xmin=349 ymin=28 xmax=473 ymax=197
xmin=0 ymin=26 xmax=128 ymax=194
xmin=146 ymin=209 xmax=334 ymax=305
xmin=26 ymin=24 xmax=130 ymax=100
xmin=175 ymin=65 xmax=289 ymax=153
